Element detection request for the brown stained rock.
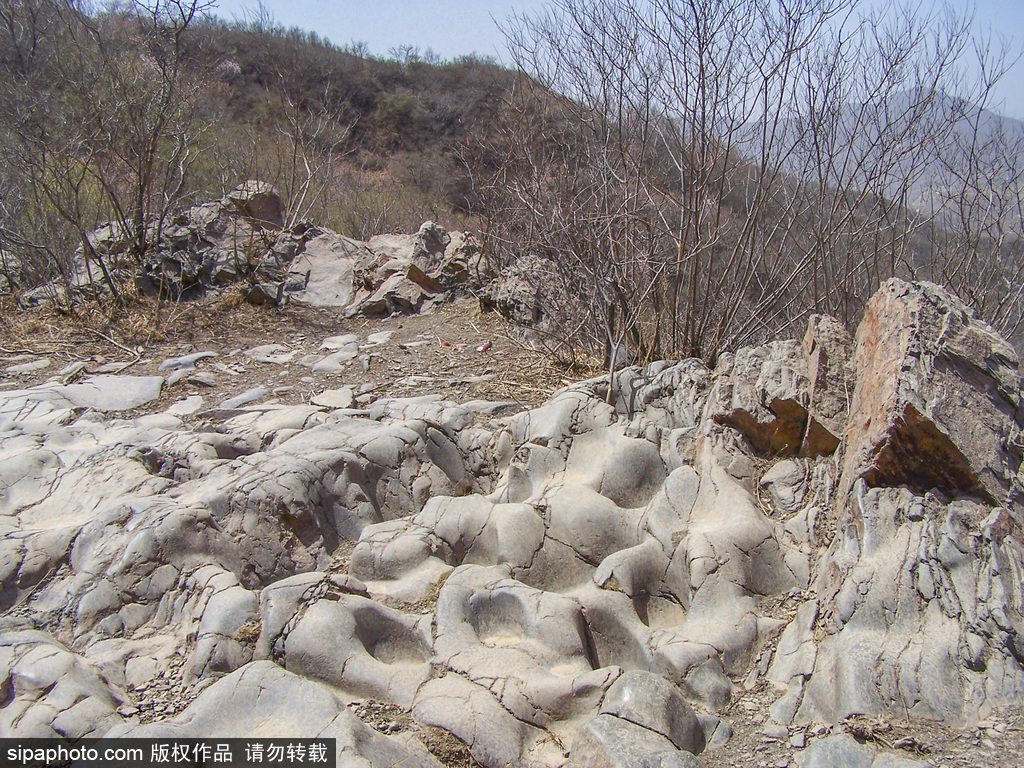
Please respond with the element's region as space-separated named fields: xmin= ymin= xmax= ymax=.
xmin=226 ymin=181 xmax=285 ymax=230
xmin=800 ymin=314 xmax=855 ymax=457
xmin=702 ymin=318 xmax=853 ymax=459
xmin=405 ymin=262 xmax=443 ymax=294
xmin=837 ymin=279 xmax=1024 ymax=508
xmin=710 ymin=341 xmax=811 ymax=457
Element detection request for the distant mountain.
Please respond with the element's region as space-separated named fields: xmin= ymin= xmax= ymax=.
xmin=748 ymin=89 xmax=1024 ymax=216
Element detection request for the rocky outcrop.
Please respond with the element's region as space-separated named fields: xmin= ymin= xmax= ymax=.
xmin=789 ymin=279 xmax=1024 ymax=731
xmin=0 ymin=279 xmax=1019 ymax=767
xmin=708 ymin=315 xmax=856 ymax=460
xmin=20 ymin=185 xmax=486 ymax=316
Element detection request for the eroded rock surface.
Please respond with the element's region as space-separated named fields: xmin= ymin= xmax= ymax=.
xmin=1 ymin=279 xmax=1021 ymax=767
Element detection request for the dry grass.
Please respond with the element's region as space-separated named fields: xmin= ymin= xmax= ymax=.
xmin=1 ymin=291 xmax=580 ymax=414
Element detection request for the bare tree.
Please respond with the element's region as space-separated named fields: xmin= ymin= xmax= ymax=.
xmin=0 ymin=0 xmax=213 ymax=304
xmin=476 ymin=0 xmax=1020 ymax=362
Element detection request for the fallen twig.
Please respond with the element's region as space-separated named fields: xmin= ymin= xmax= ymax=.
xmin=86 ymin=329 xmax=140 ymax=357
xmin=1 ymin=347 xmax=42 ymax=356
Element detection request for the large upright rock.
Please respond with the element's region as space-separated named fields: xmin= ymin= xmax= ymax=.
xmin=226 ymin=180 xmax=285 ymax=229
xmin=283 ymin=232 xmax=370 ymax=307
xmin=782 ymin=280 xmax=1024 ymax=729
xmin=838 ymin=279 xmax=1024 ymax=507
xmin=800 ymin=314 xmax=855 ymax=457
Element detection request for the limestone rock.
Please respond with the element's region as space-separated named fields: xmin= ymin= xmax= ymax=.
xmin=709 ymin=340 xmax=811 ymax=456
xmin=312 ymin=387 xmax=355 ymax=409
xmin=0 ymin=631 xmax=130 ymax=738
xmin=760 ymin=459 xmax=807 ymax=513
xmin=59 ymin=375 xmax=164 ymax=411
xmin=801 ymin=314 xmax=855 ymax=456
xmin=796 ymin=733 xmax=932 ymax=768
xmin=218 ymin=387 xmax=267 ymax=409
xmin=135 ymin=182 xmax=288 ymax=297
xmin=838 ymin=279 xmax=1023 ymax=507
xmin=109 ymin=662 xmax=443 ymax=767
xmin=6 ymin=358 xmax=51 ymax=375
xmin=799 ymin=483 xmax=1024 ymax=726
xmin=244 ymin=344 xmax=296 ymax=364
xmin=28 ymin=190 xmax=480 ymax=315
xmin=159 ymin=351 xmax=217 ymax=371
xmin=284 ymin=232 xmax=367 ymax=307
xmin=599 ymin=670 xmax=705 ymax=754
xmin=569 ymin=714 xmax=703 ymax=768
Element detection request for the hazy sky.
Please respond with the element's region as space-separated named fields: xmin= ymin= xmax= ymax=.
xmin=208 ymin=0 xmax=1024 ymax=119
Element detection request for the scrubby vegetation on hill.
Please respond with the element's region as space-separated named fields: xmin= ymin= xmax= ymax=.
xmin=1 ymin=0 xmax=1023 ymax=367
xmin=0 ymin=0 xmax=511 ymax=295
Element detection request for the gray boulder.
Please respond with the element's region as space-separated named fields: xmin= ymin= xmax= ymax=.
xmin=837 ymin=279 xmax=1023 ymax=507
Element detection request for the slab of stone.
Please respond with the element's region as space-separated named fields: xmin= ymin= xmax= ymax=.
xmin=285 ymin=233 xmax=364 ymax=307
xmin=158 ymin=351 xmax=217 ymax=371
xmin=768 ymin=600 xmax=818 ymax=686
xmin=244 ymin=344 xmax=297 ymax=365
xmin=57 ymin=375 xmax=163 ymax=411
xmin=311 ymin=345 xmax=359 ymax=373
xmin=320 ymin=334 xmax=359 ymax=350
xmin=57 ymin=361 xmax=88 ymax=380
xmin=165 ymin=396 xmax=205 ymax=416
xmin=219 ymin=388 xmax=268 ymax=409
xmin=311 ymin=388 xmax=355 ymax=409
xmin=211 ymin=362 xmax=241 ymax=376
xmin=187 ymin=372 xmax=217 ymax=387
xmin=365 ymin=331 xmax=394 ymax=345
xmin=710 ymin=340 xmax=811 ymax=456
xmin=6 ymin=358 xmax=50 ymax=374
xmin=0 ymin=387 xmax=76 ymax=427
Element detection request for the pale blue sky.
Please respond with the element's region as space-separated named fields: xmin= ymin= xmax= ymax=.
xmin=208 ymin=0 xmax=1024 ymax=119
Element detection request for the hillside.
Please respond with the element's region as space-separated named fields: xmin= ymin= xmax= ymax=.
xmin=183 ymin=16 xmax=515 ymax=229
xmin=0 ymin=0 xmax=513 ymax=293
